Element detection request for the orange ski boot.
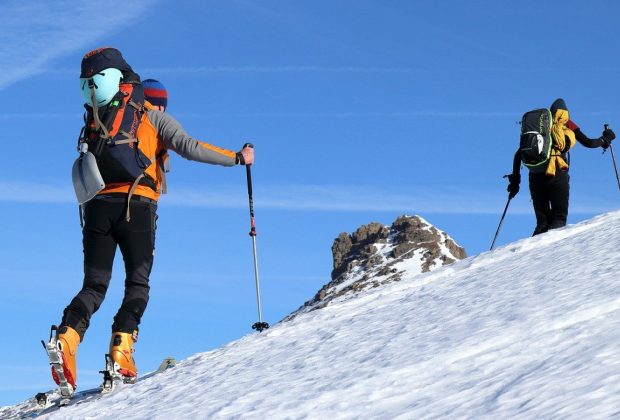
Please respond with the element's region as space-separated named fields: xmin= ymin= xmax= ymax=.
xmin=109 ymin=331 xmax=138 ymax=380
xmin=51 ymin=326 xmax=80 ymax=389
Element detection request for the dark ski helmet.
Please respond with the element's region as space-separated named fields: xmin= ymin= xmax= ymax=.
xmin=80 ymin=47 xmax=132 ymax=78
xmin=550 ymin=98 xmax=568 ymax=116
xmin=79 ymin=47 xmax=134 ymax=107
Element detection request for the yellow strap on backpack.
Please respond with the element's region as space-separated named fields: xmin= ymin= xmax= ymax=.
xmin=546 ymin=108 xmax=576 ymax=176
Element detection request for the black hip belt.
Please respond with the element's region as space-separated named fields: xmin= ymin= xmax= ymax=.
xmin=94 ymin=193 xmax=157 ymax=205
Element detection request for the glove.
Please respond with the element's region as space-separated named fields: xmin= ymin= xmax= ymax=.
xmin=601 ymin=128 xmax=616 ymax=149
xmin=506 ymin=173 xmax=520 ymax=199
xmin=235 ymin=144 xmax=254 ymax=165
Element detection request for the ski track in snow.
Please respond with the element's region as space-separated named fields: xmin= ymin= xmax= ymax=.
xmin=3 ymin=210 xmax=620 ymax=419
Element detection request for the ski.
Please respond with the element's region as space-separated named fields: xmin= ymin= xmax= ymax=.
xmin=28 ymin=355 xmax=177 ymax=418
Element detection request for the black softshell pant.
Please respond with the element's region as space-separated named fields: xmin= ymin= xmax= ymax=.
xmin=61 ymin=196 xmax=157 ymax=340
xmin=529 ymin=170 xmax=569 ymax=236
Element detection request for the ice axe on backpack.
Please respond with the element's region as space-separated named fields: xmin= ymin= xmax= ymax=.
xmin=243 ymin=143 xmax=269 ymax=332
xmin=602 ymin=124 xmax=620 ymax=191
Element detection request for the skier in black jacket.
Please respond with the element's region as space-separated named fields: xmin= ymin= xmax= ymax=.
xmin=507 ymin=98 xmax=615 ymax=235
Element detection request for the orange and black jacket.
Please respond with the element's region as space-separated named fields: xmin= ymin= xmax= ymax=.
xmin=99 ymin=109 xmax=237 ymax=201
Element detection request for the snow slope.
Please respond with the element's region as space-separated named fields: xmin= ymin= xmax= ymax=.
xmin=4 ymin=210 xmax=620 ymax=419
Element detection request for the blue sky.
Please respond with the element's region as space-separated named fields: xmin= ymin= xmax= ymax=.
xmin=1 ymin=0 xmax=620 ymax=406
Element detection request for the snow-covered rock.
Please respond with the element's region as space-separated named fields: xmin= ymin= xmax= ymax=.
xmin=286 ymin=215 xmax=466 ymax=319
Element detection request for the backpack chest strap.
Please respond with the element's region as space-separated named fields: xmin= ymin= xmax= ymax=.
xmin=109 ymin=138 xmax=138 ymax=146
xmin=108 ymin=130 xmax=138 ymax=145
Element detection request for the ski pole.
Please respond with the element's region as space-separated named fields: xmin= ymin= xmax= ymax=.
xmin=603 ymin=124 xmax=620 ymax=191
xmin=243 ymin=143 xmax=269 ymax=332
xmin=490 ymin=195 xmax=512 ymax=251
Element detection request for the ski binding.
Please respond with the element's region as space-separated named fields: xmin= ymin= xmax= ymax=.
xmin=41 ymin=325 xmax=75 ymax=404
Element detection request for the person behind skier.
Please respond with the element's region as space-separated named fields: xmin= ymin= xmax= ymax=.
xmin=52 ymin=47 xmax=254 ymax=390
xmin=507 ymin=98 xmax=615 ymax=235
xmin=142 ymin=78 xmax=167 ymax=111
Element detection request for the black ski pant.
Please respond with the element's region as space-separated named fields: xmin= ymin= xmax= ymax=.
xmin=528 ymin=170 xmax=569 ymax=236
xmin=60 ymin=195 xmax=157 ymax=340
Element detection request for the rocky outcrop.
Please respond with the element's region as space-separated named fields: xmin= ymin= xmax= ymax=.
xmin=284 ymin=215 xmax=466 ymax=320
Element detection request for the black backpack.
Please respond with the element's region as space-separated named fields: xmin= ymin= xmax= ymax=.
xmin=81 ymin=80 xmax=156 ymax=191
xmin=519 ymin=108 xmax=553 ymax=172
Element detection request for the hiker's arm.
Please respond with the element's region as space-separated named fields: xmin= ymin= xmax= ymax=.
xmin=148 ymin=110 xmax=237 ymax=166
xmin=512 ymin=149 xmax=522 ymax=175
xmin=505 ymin=149 xmax=522 ymax=199
xmin=568 ymin=120 xmax=605 ymax=149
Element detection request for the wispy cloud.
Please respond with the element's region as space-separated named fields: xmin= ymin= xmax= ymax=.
xmin=0 ymin=180 xmax=615 ymax=215
xmin=142 ymin=66 xmax=620 ymax=74
xmin=175 ymin=111 xmax=520 ymax=119
xmin=0 ymin=111 xmax=520 ymax=120
xmin=0 ymin=0 xmax=158 ymax=91
xmin=0 ymin=112 xmax=81 ymax=120
xmin=48 ymin=65 xmax=620 ymax=77
xmin=0 ymin=180 xmax=73 ymax=203
xmin=4 ymin=110 xmax=620 ymax=121
xmin=132 ymin=66 xmax=420 ymax=74
xmin=166 ymin=184 xmax=493 ymax=213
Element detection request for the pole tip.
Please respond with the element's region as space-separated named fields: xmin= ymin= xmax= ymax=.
xmin=252 ymin=321 xmax=270 ymax=332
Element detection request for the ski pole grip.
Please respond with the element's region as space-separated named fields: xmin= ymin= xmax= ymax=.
xmin=605 ymin=124 xmax=609 ymax=131
xmin=246 ymin=164 xmax=253 ymax=197
xmin=241 ymin=143 xmax=254 ymax=168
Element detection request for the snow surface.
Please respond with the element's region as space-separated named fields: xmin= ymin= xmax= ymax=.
xmin=4 ymin=210 xmax=620 ymax=419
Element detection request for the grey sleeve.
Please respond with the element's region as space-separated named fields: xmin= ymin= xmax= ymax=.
xmin=147 ymin=110 xmax=237 ymax=166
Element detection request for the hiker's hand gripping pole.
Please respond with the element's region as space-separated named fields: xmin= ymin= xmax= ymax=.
xmin=244 ymin=143 xmax=269 ymax=332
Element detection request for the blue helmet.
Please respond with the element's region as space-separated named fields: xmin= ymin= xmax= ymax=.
xmin=79 ymin=67 xmax=123 ymax=107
